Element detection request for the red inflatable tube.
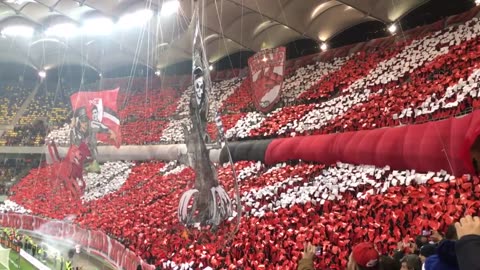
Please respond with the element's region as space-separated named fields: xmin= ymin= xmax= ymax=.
xmin=265 ymin=111 xmax=480 ymax=175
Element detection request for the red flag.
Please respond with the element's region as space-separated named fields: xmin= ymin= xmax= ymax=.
xmin=70 ymin=88 xmax=121 ymax=147
xmin=248 ymin=47 xmax=286 ymax=113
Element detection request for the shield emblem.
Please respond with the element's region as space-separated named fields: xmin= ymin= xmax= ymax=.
xmin=248 ymin=47 xmax=286 ymax=113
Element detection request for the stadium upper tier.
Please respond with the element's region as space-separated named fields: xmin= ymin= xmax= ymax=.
xmin=0 ymin=10 xmax=477 ymax=148
xmin=39 ymin=12 xmax=480 ymax=147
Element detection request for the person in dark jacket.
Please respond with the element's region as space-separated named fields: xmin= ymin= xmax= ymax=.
xmin=424 ymin=239 xmax=459 ymax=270
xmin=454 ymin=215 xmax=480 ymax=270
xmin=418 ymin=244 xmax=436 ymax=264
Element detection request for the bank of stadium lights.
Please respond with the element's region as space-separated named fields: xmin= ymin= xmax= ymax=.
xmin=45 ymin=23 xmax=78 ymax=38
xmin=82 ymin=17 xmax=114 ymax=36
xmin=388 ymin=24 xmax=398 ymax=34
xmin=320 ymin=43 xmax=328 ymax=52
xmin=1 ymin=25 xmax=34 ymax=38
xmin=4 ymin=0 xmax=33 ymax=4
xmin=4 ymin=7 xmax=159 ymax=39
xmin=160 ymin=0 xmax=180 ymax=17
xmin=117 ymin=9 xmax=153 ymax=29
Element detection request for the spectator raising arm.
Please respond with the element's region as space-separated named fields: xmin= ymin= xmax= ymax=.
xmin=455 ymin=215 xmax=480 ymax=270
xmin=298 ymin=242 xmax=316 ymax=270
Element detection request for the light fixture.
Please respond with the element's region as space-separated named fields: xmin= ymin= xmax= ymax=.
xmin=82 ymin=17 xmax=114 ymax=35
xmin=160 ymin=0 xmax=180 ymax=17
xmin=320 ymin=42 xmax=328 ymax=51
xmin=117 ymin=9 xmax=154 ymax=29
xmin=1 ymin=25 xmax=34 ymax=38
xmin=155 ymin=70 xmax=161 ymax=76
xmin=5 ymin=0 xmax=33 ymax=4
xmin=99 ymin=73 xmax=103 ymax=77
xmin=388 ymin=24 xmax=397 ymax=34
xmin=38 ymin=70 xmax=46 ymax=78
xmin=262 ymin=56 xmax=267 ymax=62
xmin=45 ymin=23 xmax=78 ymax=38
xmin=30 ymin=38 xmax=61 ymax=47
xmin=209 ymin=65 xmax=213 ymax=71
xmin=476 ymin=0 xmax=480 ymax=6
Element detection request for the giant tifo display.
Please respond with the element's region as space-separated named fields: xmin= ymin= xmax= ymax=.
xmin=2 ymin=2 xmax=480 ymax=270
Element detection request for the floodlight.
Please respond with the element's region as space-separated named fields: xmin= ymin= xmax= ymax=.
xmin=38 ymin=70 xmax=46 ymax=78
xmin=388 ymin=24 xmax=397 ymax=34
xmin=118 ymin=9 xmax=154 ymax=29
xmin=160 ymin=0 xmax=180 ymax=17
xmin=320 ymin=43 xmax=328 ymax=51
xmin=45 ymin=23 xmax=78 ymax=38
xmin=82 ymin=17 xmax=114 ymax=35
xmin=1 ymin=25 xmax=34 ymax=38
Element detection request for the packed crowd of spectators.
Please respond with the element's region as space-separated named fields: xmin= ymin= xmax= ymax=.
xmin=4 ymin=158 xmax=480 ymax=269
xmin=0 ymin=82 xmax=32 ymax=125
xmin=0 ymin=86 xmax=70 ymax=146
xmin=298 ymin=219 xmax=480 ymax=270
xmin=2 ymin=11 xmax=479 ymax=148
xmin=107 ymin=14 xmax=480 ymax=145
xmin=0 ymin=159 xmax=38 ymax=196
xmin=223 ymin=18 xmax=480 ymax=141
xmin=18 ymin=87 xmax=70 ymax=127
xmin=0 ymin=120 xmax=47 ymax=146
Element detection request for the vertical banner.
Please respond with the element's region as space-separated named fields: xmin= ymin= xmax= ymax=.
xmin=192 ymin=0 xmax=211 ymax=126
xmin=248 ymin=47 xmax=286 ymax=113
xmin=70 ymin=89 xmax=122 ymax=147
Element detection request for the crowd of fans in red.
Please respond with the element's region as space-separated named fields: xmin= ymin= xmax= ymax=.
xmin=8 ymin=159 xmax=480 ymax=269
xmin=3 ymin=7 xmax=480 ymax=270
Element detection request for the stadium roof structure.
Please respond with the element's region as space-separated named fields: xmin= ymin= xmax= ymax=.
xmin=0 ymin=0 xmax=430 ymax=73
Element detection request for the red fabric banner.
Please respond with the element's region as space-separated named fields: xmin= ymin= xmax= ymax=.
xmin=70 ymin=89 xmax=121 ymax=147
xmin=248 ymin=47 xmax=286 ymax=113
xmin=265 ymin=111 xmax=480 ymax=176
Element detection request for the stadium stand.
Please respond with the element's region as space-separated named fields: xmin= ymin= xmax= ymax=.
xmin=0 ymin=121 xmax=46 ymax=146
xmin=5 ymin=11 xmax=480 ymax=269
xmin=6 ymin=159 xmax=480 ymax=269
xmin=18 ymin=87 xmax=70 ymax=127
xmin=0 ymin=83 xmax=32 ymax=125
